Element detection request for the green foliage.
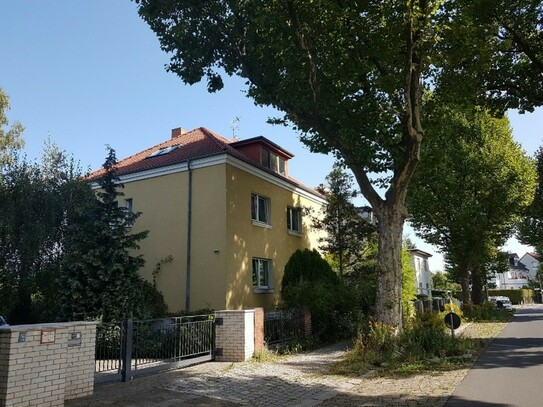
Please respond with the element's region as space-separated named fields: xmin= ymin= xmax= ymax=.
xmin=488 ymin=289 xmax=534 ymax=305
xmin=401 ymin=246 xmax=417 ymax=321
xmin=333 ymin=312 xmax=485 ymax=376
xmin=432 ymin=272 xmax=460 ymax=291
xmin=401 ymin=312 xmax=454 ymax=356
xmin=408 ymin=102 xmax=537 ymax=304
xmin=0 ymin=142 xmax=89 ymax=323
xmin=58 ymin=147 xmax=166 ymax=322
xmin=282 ymin=249 xmax=339 ymax=289
xmin=312 ymin=164 xmax=376 ymax=277
xmin=135 ymin=0 xmax=543 ymax=331
xmin=436 ymin=0 xmax=543 ymax=113
xmin=134 ymin=0 xmax=444 ymax=331
xmin=281 ymin=280 xmax=359 ymax=342
xmin=281 ymin=249 xmax=359 ymax=341
xmin=251 ymin=348 xmax=281 ymax=363
xmin=0 ymin=88 xmax=24 ymax=168
xmin=519 ymin=147 xmax=543 ymax=247
xmin=462 ymin=302 xmax=513 ymax=322
xmin=342 ymin=237 xmax=379 ymax=316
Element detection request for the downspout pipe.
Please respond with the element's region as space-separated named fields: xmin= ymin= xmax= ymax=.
xmin=185 ymin=159 xmax=193 ymax=311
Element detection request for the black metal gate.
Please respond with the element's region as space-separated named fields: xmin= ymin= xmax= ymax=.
xmin=95 ymin=314 xmax=215 ymax=383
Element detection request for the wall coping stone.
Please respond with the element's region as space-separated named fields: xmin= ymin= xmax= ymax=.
xmin=215 ymin=309 xmax=256 ymax=314
xmin=0 ymin=321 xmax=98 ymax=332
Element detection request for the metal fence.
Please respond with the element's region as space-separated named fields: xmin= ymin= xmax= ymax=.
xmin=264 ymin=310 xmax=305 ymax=346
xmin=412 ymin=297 xmax=462 ymax=314
xmin=95 ymin=322 xmax=123 ymax=382
xmin=95 ymin=315 xmax=215 ymax=383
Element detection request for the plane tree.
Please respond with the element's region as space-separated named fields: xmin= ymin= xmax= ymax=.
xmin=134 ymin=0 xmax=542 ymax=331
xmin=518 ymin=147 xmax=543 ymax=246
xmin=407 ymin=103 xmax=536 ymax=304
xmin=437 ymin=0 xmax=543 ymax=112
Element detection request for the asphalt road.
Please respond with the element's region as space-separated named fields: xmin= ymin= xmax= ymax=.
xmin=445 ymin=305 xmax=543 ymax=407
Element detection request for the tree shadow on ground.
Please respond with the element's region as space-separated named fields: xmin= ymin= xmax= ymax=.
xmin=66 ymin=368 xmax=512 ymax=407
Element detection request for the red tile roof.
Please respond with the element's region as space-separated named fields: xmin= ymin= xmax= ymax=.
xmin=87 ymin=127 xmax=323 ymax=198
xmin=88 ymin=127 xmax=246 ymax=179
xmin=528 ymin=252 xmax=541 ymax=261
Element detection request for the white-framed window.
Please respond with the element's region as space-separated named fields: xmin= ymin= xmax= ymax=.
xmin=251 ymin=193 xmax=271 ymax=225
xmin=287 ymin=206 xmax=302 ymax=233
xmin=252 ymin=258 xmax=272 ymax=290
xmin=124 ymin=198 xmax=133 ymax=212
xmin=260 ymin=147 xmax=286 ymax=175
xmin=123 ymin=198 xmax=134 ymax=230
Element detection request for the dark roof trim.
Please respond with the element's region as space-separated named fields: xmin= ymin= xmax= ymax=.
xmin=230 ymin=136 xmax=294 ymax=158
xmin=408 ymin=248 xmax=433 ymax=258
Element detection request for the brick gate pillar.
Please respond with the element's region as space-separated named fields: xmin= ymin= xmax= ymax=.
xmin=214 ymin=309 xmax=255 ymax=362
xmin=253 ymin=307 xmax=264 ymax=353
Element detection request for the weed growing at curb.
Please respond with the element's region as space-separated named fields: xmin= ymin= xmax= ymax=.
xmin=329 ymin=317 xmax=507 ymax=378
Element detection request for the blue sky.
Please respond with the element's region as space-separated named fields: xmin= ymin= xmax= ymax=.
xmin=1 ymin=0 xmax=542 ymax=270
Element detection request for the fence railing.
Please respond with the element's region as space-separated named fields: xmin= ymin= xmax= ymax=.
xmin=95 ymin=322 xmax=123 ymax=380
xmin=95 ymin=314 xmax=215 ymax=383
xmin=412 ymin=297 xmax=462 ymax=314
xmin=264 ymin=310 xmax=305 ymax=346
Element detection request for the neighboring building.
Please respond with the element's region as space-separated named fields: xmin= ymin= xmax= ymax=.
xmin=88 ymin=127 xmax=326 ymax=312
xmin=408 ymin=248 xmax=433 ymax=296
xmin=489 ymin=253 xmax=530 ymax=289
xmin=358 ymin=205 xmax=377 ymax=225
xmin=520 ymin=252 xmax=540 ymax=281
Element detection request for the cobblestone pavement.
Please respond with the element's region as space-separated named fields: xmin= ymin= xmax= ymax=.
xmin=67 ymin=321 xmax=506 ymax=407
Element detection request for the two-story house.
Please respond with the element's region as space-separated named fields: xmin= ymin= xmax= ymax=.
xmin=490 ymin=253 xmax=530 ymax=289
xmin=520 ymin=252 xmax=540 ymax=281
xmin=408 ymin=248 xmax=433 ymax=296
xmin=89 ymin=127 xmax=326 ymax=312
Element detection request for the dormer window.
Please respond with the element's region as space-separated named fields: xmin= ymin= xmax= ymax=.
xmin=260 ymin=147 xmax=286 ymax=175
xmin=147 ymin=145 xmax=179 ymax=158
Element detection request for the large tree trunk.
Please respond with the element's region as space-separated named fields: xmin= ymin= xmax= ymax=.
xmin=471 ymin=266 xmax=484 ymax=305
xmin=374 ymin=205 xmax=405 ymax=333
xmin=459 ymin=267 xmax=470 ymax=304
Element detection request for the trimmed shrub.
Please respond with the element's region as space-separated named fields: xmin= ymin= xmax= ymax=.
xmin=281 ymin=249 xmax=358 ymax=342
xmin=488 ymin=289 xmax=533 ymax=305
xmin=282 ymin=249 xmax=339 ymax=288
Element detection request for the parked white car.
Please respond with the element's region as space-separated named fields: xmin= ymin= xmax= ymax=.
xmin=489 ymin=296 xmax=513 ymax=310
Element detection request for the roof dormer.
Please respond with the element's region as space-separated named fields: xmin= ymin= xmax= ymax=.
xmin=230 ymin=136 xmax=293 ymax=176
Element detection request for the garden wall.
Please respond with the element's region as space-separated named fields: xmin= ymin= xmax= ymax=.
xmin=0 ymin=321 xmax=96 ymax=407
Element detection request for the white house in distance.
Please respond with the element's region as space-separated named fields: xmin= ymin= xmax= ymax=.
xmin=490 ymin=253 xmax=530 ymax=289
xmin=408 ymin=248 xmax=433 ymax=296
xmin=520 ymin=252 xmax=540 ymax=281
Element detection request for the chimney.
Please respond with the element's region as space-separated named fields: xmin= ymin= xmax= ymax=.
xmin=171 ymin=127 xmax=188 ymax=139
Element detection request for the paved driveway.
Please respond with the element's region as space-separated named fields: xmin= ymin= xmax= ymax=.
xmin=67 ymin=313 xmax=514 ymax=407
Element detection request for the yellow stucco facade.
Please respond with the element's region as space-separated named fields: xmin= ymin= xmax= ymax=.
xmin=119 ymin=155 xmax=325 ymax=313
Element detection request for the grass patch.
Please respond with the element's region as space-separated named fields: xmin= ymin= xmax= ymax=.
xmin=251 ymin=338 xmax=318 ymax=362
xmin=329 ymin=313 xmax=505 ymax=378
xmin=462 ymin=302 xmax=515 ymax=322
xmin=251 ymin=348 xmax=281 ymax=363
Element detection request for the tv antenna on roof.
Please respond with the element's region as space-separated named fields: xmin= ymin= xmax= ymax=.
xmin=231 ymin=116 xmax=241 ymax=140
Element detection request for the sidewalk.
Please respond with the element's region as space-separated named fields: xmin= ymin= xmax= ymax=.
xmin=67 ymin=322 xmax=503 ymax=407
